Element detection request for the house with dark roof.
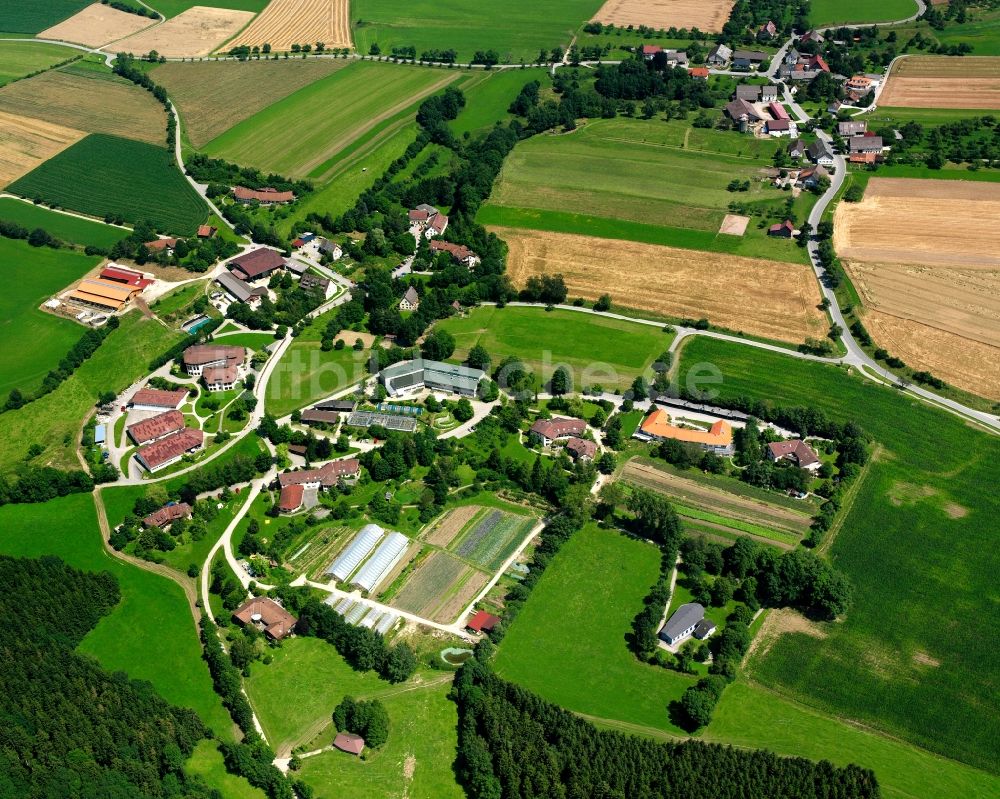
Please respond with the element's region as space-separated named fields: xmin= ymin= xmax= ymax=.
xmin=530 ymin=417 xmax=587 ymax=447
xmin=399 ymin=286 xmax=420 ymax=311
xmin=807 ymin=139 xmax=835 ymax=165
xmin=797 ymin=164 xmax=829 ymax=189
xmin=127 ymin=409 xmax=185 ymax=445
xmin=849 ymin=134 xmax=883 ymax=155
xmin=278 ymin=458 xmax=361 ymax=489
xmin=768 ymin=219 xmax=796 ymax=238
xmin=183 ymin=345 xmax=246 ymax=377
xmin=202 ymin=362 xmax=241 ymax=392
xmin=788 ymin=138 xmax=807 ymax=159
xmin=735 ymin=84 xmax=762 ymax=102
xmin=429 ymin=239 xmax=480 ymax=267
xmin=136 ymin=428 xmax=204 ymax=472
xmin=660 ymin=602 xmax=706 ymax=645
xmin=767 ymin=118 xmax=792 ymax=136
xmin=732 ymin=49 xmax=769 ymax=71
xmin=838 ymin=120 xmax=867 ymax=137
xmin=724 ymin=98 xmax=763 ymax=127
xmin=232 ymin=597 xmax=297 ymax=640
xmin=566 ymin=436 xmax=596 ymax=461
xmin=300 ymin=272 xmax=335 ymax=299
xmin=333 ymin=733 xmax=365 ymax=756
xmin=143 ymin=502 xmax=192 ymax=529
xmin=215 ymin=271 xmax=268 ymax=306
xmin=707 ymin=44 xmax=732 ymax=65
xmin=299 ymin=409 xmax=341 ymax=425
xmin=233 ymin=186 xmax=295 ymax=205
xmin=145 ymin=237 xmax=178 ymax=254
xmin=229 ymin=248 xmax=286 ymax=281
xmin=767 ymin=439 xmax=822 ymax=470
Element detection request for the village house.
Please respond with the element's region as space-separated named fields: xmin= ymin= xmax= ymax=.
xmin=530 ymin=417 xmax=587 ymax=448
xmin=660 ymin=602 xmax=715 ymax=646
xmin=278 ymin=483 xmax=304 ymax=513
xmin=850 ymin=133 xmax=884 ymax=155
xmin=277 ymin=458 xmax=362 ymax=490
xmin=319 ymin=238 xmax=343 ymax=259
xmin=429 ymin=239 xmax=480 ymax=268
xmin=215 ymin=271 xmax=268 ymax=306
xmin=757 ymin=20 xmax=778 ymax=39
xmin=767 ymin=439 xmax=822 ymax=471
xmin=427 ymin=212 xmax=448 ymax=238
xmin=799 ymin=29 xmax=825 ymax=45
xmin=641 ymin=44 xmax=662 ymax=60
xmin=129 ymin=387 xmax=188 ymax=412
xmin=768 ymin=219 xmax=796 ymax=238
xmin=399 ymin=285 xmax=420 ymax=311
xmin=707 ymin=44 xmax=732 ymax=66
xmin=127 ymin=409 xmax=185 ymax=446
xmin=183 ymin=344 xmax=246 ymax=377
xmin=300 ymin=272 xmax=335 ymax=299
xmin=202 ymin=363 xmax=240 ymax=392
xmin=797 ymin=164 xmax=829 ymax=189
xmin=232 ymin=596 xmax=297 ymax=640
xmin=135 ymin=428 xmax=204 ymax=473
xmin=838 ymin=120 xmax=867 ymax=137
xmin=724 ymin=98 xmax=763 ymax=129
xmin=635 ymin=409 xmax=735 ymax=455
xmin=142 ymin=502 xmax=192 ymax=529
xmin=233 ymin=186 xmax=295 ymax=205
xmin=197 ymin=225 xmax=217 ymax=239
xmin=768 ymin=118 xmax=792 ymax=136
xmin=688 ymin=66 xmax=710 ymax=79
xmin=228 ymin=248 xmax=286 ymax=282
xmin=565 ymin=436 xmax=597 ymax=461
xmin=333 ymin=733 xmax=365 ymax=757
xmin=467 ymin=610 xmax=501 ymax=634
xmin=788 ymin=138 xmax=807 ymax=159
xmin=807 ymin=139 xmax=835 ymax=166
xmin=846 ymin=74 xmax=875 ymax=93
xmin=732 ymin=49 xmax=769 ymax=71
xmin=144 ymin=237 xmax=178 ymax=255
xmin=285 ymin=260 xmax=309 ymax=277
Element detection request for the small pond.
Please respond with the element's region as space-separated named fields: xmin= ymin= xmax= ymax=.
xmin=440 ymin=647 xmax=474 ymax=666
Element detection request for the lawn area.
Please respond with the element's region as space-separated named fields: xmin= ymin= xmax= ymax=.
xmin=214 ymin=331 xmax=278 ymax=351
xmin=297 ymin=678 xmax=463 ymax=799
xmin=449 ymin=68 xmax=547 ymax=137
xmin=350 ymin=0 xmax=603 ymax=63
xmin=0 ymin=39 xmax=76 ymax=84
xmin=706 ymin=681 xmax=1000 ymax=799
xmin=0 ymin=493 xmax=234 ymax=738
xmin=810 ymin=0 xmax=918 ymax=26
xmin=0 ymin=196 xmax=127 ymax=247
xmin=482 ymin=117 xmax=815 ymax=264
xmin=0 ymin=311 xmax=182 ymax=474
xmin=203 ymin=62 xmax=460 ymax=182
xmin=8 ymin=133 xmax=209 ymax=235
xmin=494 ymin=523 xmax=694 ymax=734
xmin=0 ymin=237 xmax=99 ymax=397
xmin=676 ymin=336 xmax=1000 ymax=774
xmin=934 ymin=8 xmax=1000 ymax=56
xmin=146 ymin=0 xmax=269 ymax=20
xmin=185 ymin=741 xmax=268 ymax=799
xmin=435 ymin=304 xmax=672 ymax=391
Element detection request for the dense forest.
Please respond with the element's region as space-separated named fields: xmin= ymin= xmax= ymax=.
xmin=453 ymin=655 xmax=881 ymax=799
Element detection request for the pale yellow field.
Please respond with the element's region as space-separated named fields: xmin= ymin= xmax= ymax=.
xmin=113 ymin=6 xmax=254 ymax=58
xmin=495 ymin=227 xmax=827 ymax=344
xmin=227 ymin=0 xmax=351 ymax=51
xmin=879 ymin=56 xmax=1000 ymax=110
xmin=0 ymin=111 xmax=84 ymax=188
xmin=40 ymin=3 xmax=156 ymax=47
xmin=592 ymin=0 xmax=734 ymax=32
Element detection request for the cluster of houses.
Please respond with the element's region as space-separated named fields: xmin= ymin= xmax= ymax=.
xmin=408 ymin=203 xmax=448 ymax=239
xmin=725 ymin=83 xmax=798 ymax=137
xmin=529 ymin=417 xmax=597 ymax=462
xmin=707 ymin=44 xmax=770 ymax=72
xmin=126 ymin=387 xmax=204 ymax=473
xmin=836 ymin=119 xmax=885 ymax=163
xmin=213 ymin=245 xmax=338 ymax=309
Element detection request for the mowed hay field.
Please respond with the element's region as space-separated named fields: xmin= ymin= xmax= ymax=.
xmin=112 ymin=6 xmax=255 ymax=58
xmin=154 ymin=59 xmax=351 ymax=147
xmin=0 ymin=110 xmax=83 ymax=188
xmin=203 ymin=62 xmax=459 ymax=180
xmin=0 ymin=40 xmax=76 ymax=87
xmin=592 ymin=0 xmax=734 ymax=32
xmin=0 ymin=69 xmax=167 ymax=146
xmin=879 ymin=56 xmax=1000 ymax=110
xmin=498 ymin=227 xmax=826 ymax=343
xmin=227 ymin=0 xmax=351 ymax=51
xmin=39 ymin=3 xmax=156 ymax=47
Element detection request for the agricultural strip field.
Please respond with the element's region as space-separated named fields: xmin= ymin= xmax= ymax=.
xmin=0 ymin=40 xmax=76 ymax=87
xmin=40 ymin=3 xmax=157 ymax=47
xmin=879 ymin=55 xmax=1000 ymax=110
xmin=483 ymin=118 xmax=816 ymax=263
xmin=111 ymin=6 xmax=255 ymax=58
xmin=496 ymin=227 xmax=827 ymax=344
xmin=391 ymin=550 xmax=487 ymax=623
xmin=203 ymin=62 xmax=458 ymax=181
xmin=154 ymin=58 xmax=352 ymax=148
xmin=422 ymin=504 xmax=480 ymax=547
xmin=0 ymin=110 xmax=84 ymax=188
xmin=675 ymin=335 xmax=1000 ymax=773
xmin=620 ymin=460 xmax=809 ymax=543
xmin=350 ymin=0 xmax=605 ymax=63
xmin=495 ymin=523 xmax=694 ymax=734
xmin=809 ymin=0 xmax=919 ymax=27
xmin=435 ymin=304 xmax=671 ymax=391
xmin=0 ymin=237 xmax=99 ymax=397
xmin=0 ymin=196 xmax=127 ymax=248
xmin=450 ymin=507 xmax=536 ymax=571
xmin=9 ymin=133 xmax=209 ymax=235
xmin=0 ymin=68 xmax=168 ymax=146
xmin=227 ymin=0 xmax=352 ymax=51
xmin=591 ymin=0 xmax=734 ymax=32
xmin=290 ymin=525 xmax=354 ymax=579
xmin=0 ymin=1 xmax=89 ymax=34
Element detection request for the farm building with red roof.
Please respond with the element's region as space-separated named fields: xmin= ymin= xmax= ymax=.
xmin=467 ymin=611 xmax=500 ymax=633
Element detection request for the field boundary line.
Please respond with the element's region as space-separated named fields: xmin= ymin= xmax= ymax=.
xmin=816 ymin=443 xmax=881 ymax=557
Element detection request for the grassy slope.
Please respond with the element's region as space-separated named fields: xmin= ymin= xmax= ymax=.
xmin=449 ymin=68 xmax=546 ymax=137
xmin=0 ymin=494 xmax=233 ymax=737
xmin=0 ymin=197 xmax=127 ymax=247
xmin=435 ymin=305 xmax=672 ymax=390
xmin=810 ymin=0 xmax=918 ymax=26
xmin=676 ymin=336 xmax=1000 ymax=774
xmin=186 ymin=741 xmax=268 ymax=799
xmin=0 ymin=237 xmax=99 ymax=396
xmin=8 ymin=133 xmax=208 ymax=235
xmin=935 ymin=8 xmax=1000 ymax=56
xmin=350 ymin=0 xmax=603 ymax=63
xmin=495 ymin=523 xmax=694 ymax=734
xmin=149 ymin=0 xmax=268 ymax=19
xmin=203 ymin=62 xmax=457 ymax=180
xmin=0 ymin=2 xmax=88 ymax=35
xmin=0 ymin=311 xmax=181 ymax=474
xmin=0 ymin=39 xmax=75 ymax=84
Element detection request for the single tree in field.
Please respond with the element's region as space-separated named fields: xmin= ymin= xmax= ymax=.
xmin=550 ymin=366 xmax=571 ymax=396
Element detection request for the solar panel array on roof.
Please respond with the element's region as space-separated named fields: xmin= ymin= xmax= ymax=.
xmin=326 ymin=524 xmax=384 ymax=581
xmin=351 ymin=532 xmax=409 ymax=592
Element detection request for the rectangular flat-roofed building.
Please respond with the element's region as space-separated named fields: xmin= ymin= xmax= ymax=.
xmin=379 ymin=358 xmax=485 ymax=397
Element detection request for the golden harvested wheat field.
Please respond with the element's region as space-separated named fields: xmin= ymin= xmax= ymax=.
xmin=879 ymin=56 xmax=1000 ymax=110
xmin=39 ymin=3 xmax=156 ymax=47
xmin=495 ymin=227 xmax=826 ymax=343
xmin=592 ymin=0 xmax=734 ymax=32
xmin=227 ymin=0 xmax=352 ymax=51
xmin=113 ymin=6 xmax=254 ymax=58
xmin=0 ymin=111 xmax=84 ymax=188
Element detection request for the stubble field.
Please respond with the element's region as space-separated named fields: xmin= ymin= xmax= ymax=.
xmin=227 ymin=0 xmax=352 ymax=51
xmin=39 ymin=2 xmax=156 ymax=47
xmin=112 ymin=6 xmax=255 ymax=58
xmin=878 ymin=55 xmax=1000 ymax=110
xmin=592 ymin=0 xmax=734 ymax=32
xmin=498 ymin=226 xmax=827 ymax=343
xmin=0 ymin=110 xmax=83 ymax=188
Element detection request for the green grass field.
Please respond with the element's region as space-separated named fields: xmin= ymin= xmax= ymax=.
xmin=0 ymin=2 xmax=88 ymax=34
xmin=0 ymin=197 xmax=128 ymax=247
xmin=0 ymin=494 xmax=233 ymax=737
xmin=351 ymin=0 xmax=603 ymax=63
xmin=482 ymin=117 xmax=815 ymax=264
xmin=449 ymin=68 xmax=547 ymax=136
xmin=495 ymin=523 xmax=693 ymax=734
xmin=435 ymin=305 xmax=671 ymax=390
xmin=0 ymin=237 xmax=99 ymax=397
xmin=676 ymin=336 xmax=1000 ymax=774
xmin=9 ymin=133 xmax=209 ymax=235
xmin=148 ymin=0 xmax=268 ymax=19
xmin=185 ymin=741 xmax=268 ymax=799
xmin=203 ymin=62 xmax=459 ymax=181
xmin=297 ymin=678 xmax=463 ymax=799
xmin=934 ymin=8 xmax=1000 ymax=56
xmin=810 ymin=0 xmax=918 ymax=26
xmin=0 ymin=39 xmax=75 ymax=84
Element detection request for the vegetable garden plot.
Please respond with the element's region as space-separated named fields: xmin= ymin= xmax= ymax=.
xmin=451 ymin=509 xmax=536 ymax=571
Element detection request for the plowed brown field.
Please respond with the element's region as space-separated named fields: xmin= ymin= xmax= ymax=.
xmin=879 ymin=56 xmax=1000 ymax=110
xmin=495 ymin=227 xmax=826 ymax=344
xmin=592 ymin=0 xmax=734 ymax=32
xmin=40 ymin=3 xmax=156 ymax=47
xmin=227 ymin=0 xmax=351 ymax=51
xmin=113 ymin=6 xmax=254 ymax=58
xmin=0 ymin=111 xmax=84 ymax=188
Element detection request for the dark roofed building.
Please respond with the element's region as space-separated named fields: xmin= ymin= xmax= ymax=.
xmin=767 ymin=439 xmax=822 ymax=470
xmin=136 ymin=428 xmax=204 ymax=473
xmin=399 ymin=285 xmax=420 ymax=311
xmin=735 ymin=84 xmax=762 ymax=102
xmin=429 ymin=239 xmax=479 ymax=266
xmin=216 ymin=271 xmax=265 ymax=304
xmin=565 ymin=436 xmax=597 ymax=461
xmin=202 ymin=362 xmax=241 ymax=391
xmin=278 ymin=458 xmax=361 ymax=488
xmin=314 ymin=399 xmax=357 ymax=413
xmin=300 ymin=409 xmax=341 ymax=425
xmin=467 ymin=610 xmax=500 ymax=633
xmin=127 ymin=409 xmax=185 ymax=445
xmin=232 ymin=596 xmax=297 ymax=640
xmin=768 ymin=219 xmax=795 ymax=238
xmin=724 ymin=98 xmax=763 ymax=125
xmin=183 ymin=344 xmax=245 ymax=376
xmin=333 ymin=733 xmax=365 ymax=756
xmin=788 ymin=138 xmax=807 ymax=159
xmin=530 ymin=417 xmax=587 ymax=446
xmin=299 ymin=272 xmax=333 ymax=298
xmin=229 ymin=248 xmax=286 ymax=281
xmin=660 ymin=602 xmax=705 ymax=645
xmin=143 ymin=502 xmax=192 ymax=528
xmin=279 ymin=484 xmax=304 ymax=513
xmin=693 ymin=618 xmax=717 ymax=639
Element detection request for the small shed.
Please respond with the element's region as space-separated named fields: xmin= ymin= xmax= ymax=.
xmin=334 ymin=732 xmax=365 ymax=756
xmin=94 ymin=424 xmax=107 ymax=445
xmin=467 ymin=610 xmax=500 ymax=633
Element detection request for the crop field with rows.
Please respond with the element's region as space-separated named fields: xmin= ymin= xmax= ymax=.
xmin=451 ymin=508 xmax=535 ymax=571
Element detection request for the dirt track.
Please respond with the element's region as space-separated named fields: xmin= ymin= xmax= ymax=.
xmin=41 ymin=2 xmax=156 ymax=46
xmin=496 ymin=226 xmax=826 ymax=344
xmin=227 ymin=0 xmax=352 ymax=51
xmin=113 ymin=6 xmax=255 ymax=58
xmin=592 ymin=0 xmax=734 ymax=32
xmin=880 ymin=56 xmax=1000 ymax=110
